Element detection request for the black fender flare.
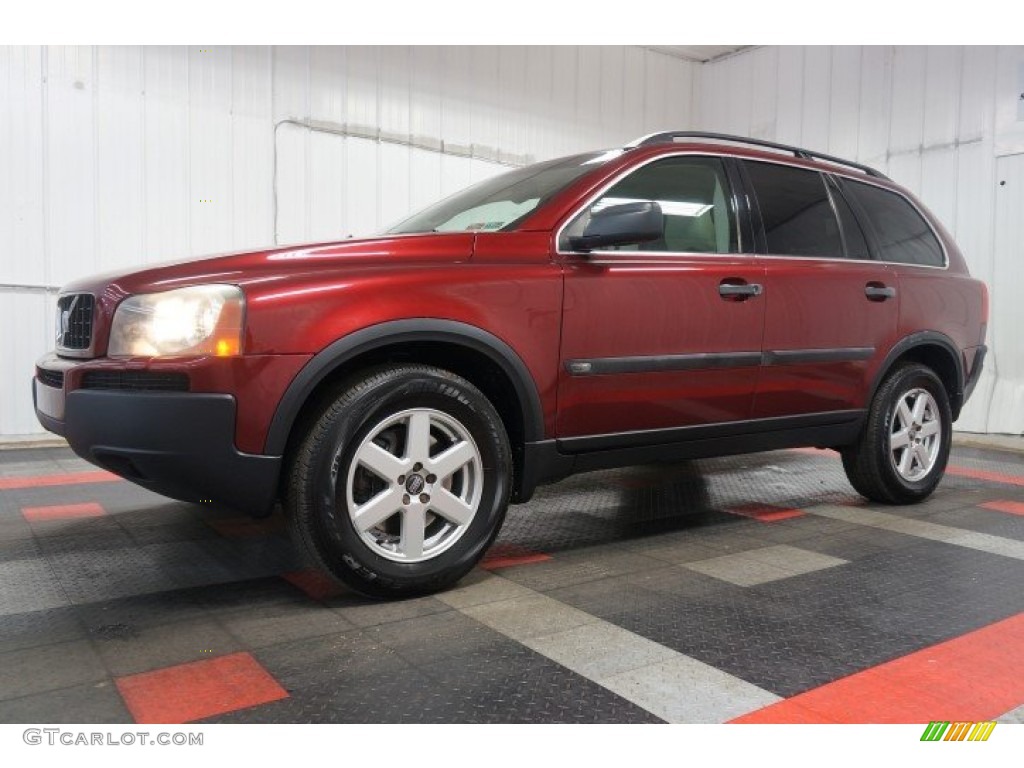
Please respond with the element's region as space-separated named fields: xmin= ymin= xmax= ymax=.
xmin=264 ymin=319 xmax=545 ymax=455
xmin=868 ymin=331 xmax=965 ymax=416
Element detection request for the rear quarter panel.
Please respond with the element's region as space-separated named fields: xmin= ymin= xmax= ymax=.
xmin=895 ymin=265 xmax=987 ymax=368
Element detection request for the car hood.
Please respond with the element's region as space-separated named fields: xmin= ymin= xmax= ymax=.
xmin=59 ymin=232 xmax=477 ymax=297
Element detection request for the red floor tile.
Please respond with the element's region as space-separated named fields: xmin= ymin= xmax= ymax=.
xmin=116 ymin=652 xmax=289 ymax=724
xmin=480 ymin=543 xmax=552 ymax=570
xmin=731 ymin=612 xmax=1024 ymax=724
xmin=21 ymin=502 xmax=106 ymax=522
xmin=0 ymin=470 xmax=119 ymax=490
xmin=979 ymin=500 xmax=1024 ymax=516
xmin=282 ymin=569 xmax=346 ymax=600
xmin=726 ymin=503 xmax=805 ymax=523
xmin=947 ymin=465 xmax=1024 ymax=487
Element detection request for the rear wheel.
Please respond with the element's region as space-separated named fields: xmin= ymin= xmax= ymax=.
xmin=286 ymin=365 xmax=512 ymax=598
xmin=841 ymin=362 xmax=952 ymax=504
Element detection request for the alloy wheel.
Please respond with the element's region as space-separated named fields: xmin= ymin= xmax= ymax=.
xmin=888 ymin=387 xmax=942 ymax=482
xmin=342 ymin=408 xmax=483 ymax=563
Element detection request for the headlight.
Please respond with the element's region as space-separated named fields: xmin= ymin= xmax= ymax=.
xmin=108 ymin=285 xmax=244 ymax=357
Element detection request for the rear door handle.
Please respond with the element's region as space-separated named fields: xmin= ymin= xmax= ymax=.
xmin=719 ymin=282 xmax=763 ymax=299
xmin=865 ymin=283 xmax=896 ymax=301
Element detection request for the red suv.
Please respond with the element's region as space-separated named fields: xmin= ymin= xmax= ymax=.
xmin=34 ymin=132 xmax=988 ymax=597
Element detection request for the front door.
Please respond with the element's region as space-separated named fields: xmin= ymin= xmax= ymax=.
xmin=556 ymin=155 xmax=766 ymax=440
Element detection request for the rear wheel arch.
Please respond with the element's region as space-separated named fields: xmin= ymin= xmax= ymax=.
xmin=869 ymin=332 xmax=965 ymax=419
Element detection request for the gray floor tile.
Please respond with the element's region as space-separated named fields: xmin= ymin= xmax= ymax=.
xmin=0 ymin=680 xmax=131 ymax=723
xmin=523 ymin=621 xmax=678 ymax=679
xmin=222 ymin=602 xmax=355 ymax=648
xmin=601 ymin=657 xmax=781 ymax=723
xmin=330 ymin=595 xmax=451 ymax=628
xmin=740 ymin=545 xmax=849 ymax=576
xmin=92 ymin=618 xmax=242 ymax=677
xmin=0 ymin=640 xmax=107 ymax=700
xmin=0 ymin=558 xmax=69 ymax=615
xmin=682 ymin=552 xmax=795 ymax=587
xmin=462 ymin=594 xmax=602 ymax=641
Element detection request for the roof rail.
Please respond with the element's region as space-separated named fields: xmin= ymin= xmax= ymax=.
xmin=624 ymin=131 xmax=888 ymax=180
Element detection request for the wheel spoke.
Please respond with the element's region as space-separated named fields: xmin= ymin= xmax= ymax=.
xmin=429 ymin=440 xmax=476 ymax=482
xmin=406 ymin=411 xmax=433 ymax=462
xmin=352 ymin=488 xmax=402 ymax=532
xmin=891 ymin=429 xmax=911 ymax=450
xmin=897 ymin=399 xmax=914 ymax=429
xmin=910 ymin=393 xmax=929 ymax=425
xmin=400 ymin=507 xmax=426 ymax=559
xmin=898 ymin=446 xmax=913 ymax=476
xmin=356 ymin=441 xmax=406 ymax=482
xmin=429 ymin=488 xmax=475 ymax=526
xmin=920 ymin=420 xmax=940 ymax=438
xmin=914 ymin=443 xmax=931 ymax=469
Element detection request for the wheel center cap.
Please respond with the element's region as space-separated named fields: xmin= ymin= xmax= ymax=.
xmin=405 ymin=474 xmax=426 ymax=494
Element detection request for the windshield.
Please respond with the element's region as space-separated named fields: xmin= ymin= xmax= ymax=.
xmin=385 ymin=150 xmax=620 ymax=235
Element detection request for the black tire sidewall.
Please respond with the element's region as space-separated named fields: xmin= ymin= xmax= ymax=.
xmin=877 ymin=366 xmax=952 ymax=499
xmin=306 ymin=369 xmax=510 ymax=594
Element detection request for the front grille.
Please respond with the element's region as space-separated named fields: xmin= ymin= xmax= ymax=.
xmin=56 ymin=293 xmax=95 ymax=352
xmin=81 ymin=371 xmax=190 ymax=392
xmin=36 ymin=368 xmax=65 ymax=389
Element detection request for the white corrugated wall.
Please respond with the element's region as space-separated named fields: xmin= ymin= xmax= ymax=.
xmin=0 ymin=45 xmax=695 ymax=437
xmin=4 ymin=45 xmax=1021 ymax=438
xmin=696 ymin=46 xmax=1024 ymax=435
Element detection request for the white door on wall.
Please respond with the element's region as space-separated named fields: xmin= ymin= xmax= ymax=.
xmin=985 ymin=152 xmax=1024 ymax=434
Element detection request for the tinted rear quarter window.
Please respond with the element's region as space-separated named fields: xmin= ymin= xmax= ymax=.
xmin=743 ymin=160 xmax=843 ymax=258
xmin=843 ymin=180 xmax=945 ymax=267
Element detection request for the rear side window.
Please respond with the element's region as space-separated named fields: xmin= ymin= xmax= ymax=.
xmin=843 ymin=180 xmax=945 ymax=267
xmin=743 ymin=161 xmax=843 ymax=258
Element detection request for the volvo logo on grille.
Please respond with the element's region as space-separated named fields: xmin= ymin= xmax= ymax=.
xmin=405 ymin=474 xmax=426 ymax=495
xmin=56 ymin=296 xmax=78 ymax=347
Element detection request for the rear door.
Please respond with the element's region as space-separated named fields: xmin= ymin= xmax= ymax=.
xmin=556 ymin=155 xmax=766 ymax=440
xmin=742 ymin=160 xmax=899 ymax=418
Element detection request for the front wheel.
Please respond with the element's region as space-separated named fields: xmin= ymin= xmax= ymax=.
xmin=841 ymin=362 xmax=952 ymax=504
xmin=286 ymin=365 xmax=512 ymax=598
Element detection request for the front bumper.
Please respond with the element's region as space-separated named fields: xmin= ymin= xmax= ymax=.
xmin=34 ymin=377 xmax=281 ymax=516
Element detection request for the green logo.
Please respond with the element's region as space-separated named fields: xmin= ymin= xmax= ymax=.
xmin=921 ymin=721 xmax=996 ymax=742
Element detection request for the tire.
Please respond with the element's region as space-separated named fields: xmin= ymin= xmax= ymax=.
xmin=841 ymin=362 xmax=952 ymax=504
xmin=285 ymin=365 xmax=512 ymax=599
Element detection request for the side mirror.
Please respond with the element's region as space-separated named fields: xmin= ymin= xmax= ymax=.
xmin=568 ymin=201 xmax=663 ymax=252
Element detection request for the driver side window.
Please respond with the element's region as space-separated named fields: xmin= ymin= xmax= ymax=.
xmin=561 ymin=156 xmax=738 ymax=254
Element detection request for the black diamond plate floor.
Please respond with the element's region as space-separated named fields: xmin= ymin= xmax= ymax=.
xmin=0 ymin=442 xmax=1022 ymax=723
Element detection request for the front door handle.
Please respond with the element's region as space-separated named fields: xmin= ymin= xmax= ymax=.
xmin=865 ymin=283 xmax=896 ymax=301
xmin=719 ymin=281 xmax=763 ymax=300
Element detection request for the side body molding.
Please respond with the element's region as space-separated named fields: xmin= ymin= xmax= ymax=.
xmin=264 ymin=319 xmax=546 ymax=455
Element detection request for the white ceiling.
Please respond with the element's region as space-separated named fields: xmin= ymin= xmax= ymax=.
xmin=645 ymin=46 xmax=752 ymax=63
